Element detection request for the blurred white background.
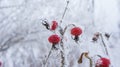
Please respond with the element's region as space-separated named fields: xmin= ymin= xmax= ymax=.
xmin=0 ymin=0 xmax=120 ymax=67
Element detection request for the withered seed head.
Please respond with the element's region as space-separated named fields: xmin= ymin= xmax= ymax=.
xmin=92 ymin=36 xmax=98 ymax=41
xmin=94 ymin=32 xmax=100 ymax=37
xmin=105 ymin=33 xmax=110 ymax=39
xmin=42 ymin=21 xmax=50 ymax=30
xmin=92 ymin=32 xmax=100 ymax=42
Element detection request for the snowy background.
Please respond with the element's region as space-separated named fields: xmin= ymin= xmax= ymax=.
xmin=0 ymin=0 xmax=120 ymax=67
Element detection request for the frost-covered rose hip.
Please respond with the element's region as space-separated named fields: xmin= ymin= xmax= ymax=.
xmin=71 ymin=27 xmax=82 ymax=36
xmin=96 ymin=58 xmax=110 ymax=67
xmin=48 ymin=34 xmax=60 ymax=45
xmin=71 ymin=27 xmax=82 ymax=42
xmin=51 ymin=21 xmax=58 ymax=30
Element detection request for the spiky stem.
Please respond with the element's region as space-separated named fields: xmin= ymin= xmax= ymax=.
xmin=60 ymin=40 xmax=65 ymax=67
xmin=60 ymin=51 xmax=65 ymax=67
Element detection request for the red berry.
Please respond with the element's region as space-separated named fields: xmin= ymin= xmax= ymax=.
xmin=48 ymin=34 xmax=60 ymax=44
xmin=71 ymin=27 xmax=82 ymax=36
xmin=96 ymin=58 xmax=110 ymax=67
xmin=51 ymin=21 xmax=58 ymax=30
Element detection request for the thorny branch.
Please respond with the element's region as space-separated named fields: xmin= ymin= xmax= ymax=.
xmin=59 ymin=1 xmax=70 ymax=67
xmin=59 ymin=24 xmax=75 ymax=67
xmin=60 ymin=39 xmax=65 ymax=67
xmin=58 ymin=23 xmax=75 ymax=67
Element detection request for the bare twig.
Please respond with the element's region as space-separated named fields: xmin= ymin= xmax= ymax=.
xmin=99 ymin=34 xmax=114 ymax=66
xmin=84 ymin=53 xmax=92 ymax=67
xmin=100 ymin=34 xmax=109 ymax=56
xmin=96 ymin=55 xmax=102 ymax=58
xmin=58 ymin=24 xmax=75 ymax=36
xmin=60 ymin=1 xmax=69 ymax=24
xmin=44 ymin=46 xmax=54 ymax=66
xmin=63 ymin=24 xmax=75 ymax=35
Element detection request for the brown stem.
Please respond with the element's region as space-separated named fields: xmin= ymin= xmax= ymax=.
xmin=78 ymin=52 xmax=93 ymax=67
xmin=84 ymin=53 xmax=92 ymax=67
xmin=78 ymin=53 xmax=85 ymax=64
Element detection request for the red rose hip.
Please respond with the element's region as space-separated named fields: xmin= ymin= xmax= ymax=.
xmin=48 ymin=34 xmax=60 ymax=44
xmin=51 ymin=21 xmax=58 ymax=30
xmin=71 ymin=27 xmax=82 ymax=36
xmin=96 ymin=58 xmax=110 ymax=67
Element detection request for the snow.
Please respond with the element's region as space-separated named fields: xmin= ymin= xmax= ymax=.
xmin=0 ymin=0 xmax=120 ymax=67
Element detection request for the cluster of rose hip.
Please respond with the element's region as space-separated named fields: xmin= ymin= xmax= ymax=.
xmin=48 ymin=21 xmax=82 ymax=46
xmin=42 ymin=20 xmax=111 ymax=67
